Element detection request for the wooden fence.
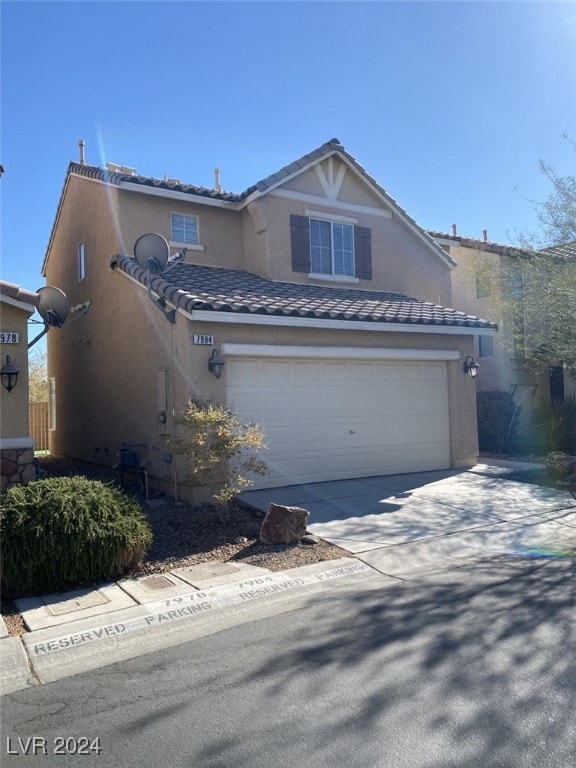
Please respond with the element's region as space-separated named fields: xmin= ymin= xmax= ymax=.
xmin=29 ymin=401 xmax=49 ymax=452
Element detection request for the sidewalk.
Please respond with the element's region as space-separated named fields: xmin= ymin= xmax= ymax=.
xmin=2 ymin=461 xmax=574 ymax=697
xmin=1 ymin=557 xmax=392 ymax=695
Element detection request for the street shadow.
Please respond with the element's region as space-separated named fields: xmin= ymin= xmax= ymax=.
xmin=191 ymin=554 xmax=576 ymax=767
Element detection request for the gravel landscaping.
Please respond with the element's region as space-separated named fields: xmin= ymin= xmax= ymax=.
xmin=1 ymin=456 xmax=348 ymax=637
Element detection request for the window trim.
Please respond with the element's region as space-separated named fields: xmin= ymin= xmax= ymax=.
xmin=77 ymin=241 xmax=85 ymax=282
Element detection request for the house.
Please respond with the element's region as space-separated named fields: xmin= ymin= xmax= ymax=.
xmin=431 ymin=231 xmax=576 ymax=435
xmin=0 ymin=281 xmax=39 ymax=489
xmin=42 ymin=138 xmax=497 ymax=498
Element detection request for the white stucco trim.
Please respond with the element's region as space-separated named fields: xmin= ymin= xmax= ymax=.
xmin=307 ymin=273 xmax=360 ymax=284
xmin=270 ymin=188 xmax=392 ymax=218
xmin=305 ymin=209 xmax=359 ymax=224
xmin=222 ymin=344 xmax=461 ymax=361
xmin=185 ymin=308 xmax=496 ymax=336
xmin=0 ymin=437 xmax=35 ymax=450
xmin=0 ymin=293 xmax=37 ymax=315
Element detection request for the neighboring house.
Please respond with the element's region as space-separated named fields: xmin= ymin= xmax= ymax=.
xmin=431 ymin=232 xmax=576 ymax=433
xmin=0 ymin=281 xmax=39 ymax=489
xmin=42 ymin=138 xmax=497 ymax=498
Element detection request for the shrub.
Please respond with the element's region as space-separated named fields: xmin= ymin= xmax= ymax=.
xmin=532 ymin=396 xmax=576 ymax=455
xmin=0 ymin=476 xmax=152 ymax=597
xmin=476 ymin=390 xmax=521 ymax=454
xmin=168 ymin=397 xmax=269 ymax=506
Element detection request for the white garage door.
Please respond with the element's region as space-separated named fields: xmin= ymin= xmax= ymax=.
xmin=227 ymin=354 xmax=451 ymax=489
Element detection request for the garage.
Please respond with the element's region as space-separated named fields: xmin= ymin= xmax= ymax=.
xmin=225 ymin=345 xmax=455 ymax=489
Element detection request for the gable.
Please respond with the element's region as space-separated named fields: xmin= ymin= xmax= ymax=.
xmin=279 ymin=156 xmax=385 ymax=211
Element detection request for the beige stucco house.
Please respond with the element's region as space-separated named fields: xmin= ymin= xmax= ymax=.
xmin=42 ymin=138 xmax=497 ymax=499
xmin=432 ymin=232 xmax=576 ymax=434
xmin=0 ymin=281 xmax=39 ymax=489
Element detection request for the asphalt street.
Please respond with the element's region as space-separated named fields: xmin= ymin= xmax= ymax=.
xmin=2 ymin=553 xmax=575 ymax=768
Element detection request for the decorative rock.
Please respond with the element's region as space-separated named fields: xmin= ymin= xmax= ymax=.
xmin=233 ymin=536 xmax=248 ymax=544
xmin=260 ymin=503 xmax=310 ymax=545
xmin=301 ymin=534 xmax=320 ymax=545
xmin=547 ymin=451 xmax=576 ymax=480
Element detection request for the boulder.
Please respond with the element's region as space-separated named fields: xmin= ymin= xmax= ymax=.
xmin=547 ymin=452 xmax=576 ymax=480
xmin=260 ymin=503 xmax=310 ymax=545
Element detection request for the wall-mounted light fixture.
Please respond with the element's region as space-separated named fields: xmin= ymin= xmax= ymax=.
xmin=208 ymin=349 xmax=225 ymax=379
xmin=463 ymin=355 xmax=480 ymax=378
xmin=1 ymin=355 xmax=20 ymax=392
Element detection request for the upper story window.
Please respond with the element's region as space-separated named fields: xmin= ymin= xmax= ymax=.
xmin=171 ymin=213 xmax=198 ymax=245
xmin=476 ymin=273 xmax=491 ymax=299
xmin=310 ymin=219 xmax=354 ymax=277
xmin=290 ymin=214 xmax=372 ymax=281
xmin=77 ymin=241 xmax=85 ymax=281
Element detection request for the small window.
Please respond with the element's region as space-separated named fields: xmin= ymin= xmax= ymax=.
xmin=476 ymin=274 xmax=490 ymax=299
xmin=310 ymin=219 xmax=354 ymax=276
xmin=479 ymin=335 xmax=494 ymax=358
xmin=78 ymin=241 xmax=85 ymax=281
xmin=171 ymin=213 xmax=198 ymax=245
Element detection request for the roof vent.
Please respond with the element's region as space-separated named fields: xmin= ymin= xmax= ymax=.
xmin=483 ymin=229 xmax=488 ymax=242
xmin=163 ymin=175 xmax=181 ymax=185
xmin=452 ymin=224 xmax=457 ymax=236
xmin=214 ymin=168 xmax=222 ymax=193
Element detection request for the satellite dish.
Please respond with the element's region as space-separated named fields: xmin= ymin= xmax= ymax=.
xmin=134 ymin=233 xmax=169 ymax=273
xmin=37 ymin=286 xmax=70 ymax=327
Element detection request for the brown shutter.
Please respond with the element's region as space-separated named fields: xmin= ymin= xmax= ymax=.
xmin=290 ymin=214 xmax=311 ymax=273
xmin=354 ymin=226 xmax=372 ymax=280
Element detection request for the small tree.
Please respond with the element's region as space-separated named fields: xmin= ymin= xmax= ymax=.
xmin=28 ymin=348 xmax=48 ymax=402
xmin=169 ymin=398 xmax=268 ymax=506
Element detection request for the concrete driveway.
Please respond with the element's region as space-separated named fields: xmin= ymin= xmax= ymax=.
xmin=239 ymin=461 xmax=576 ymax=577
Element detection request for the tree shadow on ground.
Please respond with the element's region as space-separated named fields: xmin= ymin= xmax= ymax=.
xmin=193 ymin=554 xmax=575 ymax=768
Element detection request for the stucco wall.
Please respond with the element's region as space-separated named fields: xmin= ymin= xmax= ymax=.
xmin=242 ymin=189 xmax=453 ymax=306
xmin=0 ymin=300 xmax=35 ymax=490
xmin=0 ymin=302 xmax=31 ymax=438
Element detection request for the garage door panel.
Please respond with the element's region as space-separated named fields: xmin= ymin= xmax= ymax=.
xmin=227 ymin=356 xmax=451 ymax=488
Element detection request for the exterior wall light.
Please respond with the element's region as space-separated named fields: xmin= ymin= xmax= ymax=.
xmin=463 ymin=355 xmax=480 ymax=378
xmin=208 ymin=349 xmax=225 ymax=379
xmin=1 ymin=355 xmax=20 ymax=392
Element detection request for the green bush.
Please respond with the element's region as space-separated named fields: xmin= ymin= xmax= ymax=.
xmin=1 ymin=476 xmax=152 ymax=597
xmin=476 ymin=390 xmax=521 ymax=454
xmin=532 ymin=396 xmax=576 ymax=454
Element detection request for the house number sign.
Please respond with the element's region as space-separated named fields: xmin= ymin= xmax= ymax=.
xmin=0 ymin=332 xmax=19 ymax=343
xmin=193 ymin=334 xmax=214 ymax=345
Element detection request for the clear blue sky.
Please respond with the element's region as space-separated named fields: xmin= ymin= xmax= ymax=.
xmin=2 ymin=0 xmax=575 ymax=300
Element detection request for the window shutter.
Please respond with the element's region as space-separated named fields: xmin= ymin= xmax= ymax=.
xmin=354 ymin=226 xmax=372 ymax=280
xmin=290 ymin=214 xmax=311 ymax=273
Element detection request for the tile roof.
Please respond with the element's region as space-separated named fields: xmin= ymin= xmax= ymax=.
xmin=65 ymin=138 xmax=455 ymax=270
xmin=541 ymin=241 xmax=576 ymax=260
xmin=112 ymin=256 xmax=497 ymax=331
xmin=430 ymin=232 xmax=576 ymax=262
xmin=428 ymin=231 xmax=535 ymax=258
